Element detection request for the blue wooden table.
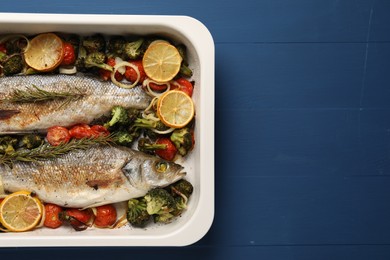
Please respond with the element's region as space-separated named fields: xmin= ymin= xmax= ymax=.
xmin=1 ymin=0 xmax=390 ymax=259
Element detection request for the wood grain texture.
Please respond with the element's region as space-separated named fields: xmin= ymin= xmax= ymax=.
xmin=1 ymin=0 xmax=390 ymax=259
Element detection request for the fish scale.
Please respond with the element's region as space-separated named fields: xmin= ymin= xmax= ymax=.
xmin=0 ymin=74 xmax=152 ymax=133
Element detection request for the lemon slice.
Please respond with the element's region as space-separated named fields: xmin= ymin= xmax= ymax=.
xmin=0 ymin=190 xmax=43 ymax=232
xmin=157 ymin=90 xmax=195 ymax=128
xmin=142 ymin=42 xmax=182 ymax=83
xmin=24 ymin=33 xmax=64 ymax=72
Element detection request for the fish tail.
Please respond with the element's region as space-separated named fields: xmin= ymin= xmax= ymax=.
xmin=0 ymin=109 xmax=20 ymax=120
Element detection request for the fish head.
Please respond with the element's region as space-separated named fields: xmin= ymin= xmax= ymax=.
xmin=122 ymin=154 xmax=186 ymax=191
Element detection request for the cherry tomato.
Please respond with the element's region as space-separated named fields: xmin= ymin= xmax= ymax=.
xmin=90 ymin=125 xmax=110 ymax=137
xmin=148 ymin=82 xmax=169 ymax=92
xmin=155 ymin=138 xmax=178 ymax=161
xmin=46 ymin=126 xmax=71 ymax=146
xmin=94 ymin=204 xmax=117 ymax=228
xmin=44 ymin=203 xmax=63 ymax=229
xmin=124 ymin=60 xmax=146 ymax=84
xmin=62 ymin=208 xmax=94 ymax=231
xmin=172 ymin=78 xmax=194 ymax=97
xmin=69 ymin=124 xmax=93 ymax=139
xmin=61 ymin=42 xmax=76 ymax=66
xmin=104 ymin=57 xmax=124 ymax=81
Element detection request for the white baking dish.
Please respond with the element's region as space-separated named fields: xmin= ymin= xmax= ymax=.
xmin=0 ymin=13 xmax=214 ymax=247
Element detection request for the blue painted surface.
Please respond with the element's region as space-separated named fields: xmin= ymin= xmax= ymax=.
xmin=1 ymin=0 xmax=390 ymax=259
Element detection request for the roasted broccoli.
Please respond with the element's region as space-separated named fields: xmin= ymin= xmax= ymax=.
xmin=20 ymin=134 xmax=44 ymax=149
xmin=84 ymin=52 xmax=113 ymax=72
xmin=2 ymin=55 xmax=24 ymax=76
xmin=137 ymin=138 xmax=166 ymax=155
xmin=82 ymin=34 xmax=106 ymax=53
xmin=75 ymin=46 xmax=88 ymax=72
xmin=133 ymin=117 xmax=170 ymax=132
xmin=107 ymin=36 xmax=127 ymax=59
xmin=176 ymin=44 xmax=193 ymax=77
xmin=170 ymin=128 xmax=194 ymax=156
xmin=104 ymin=106 xmax=131 ymax=129
xmin=168 ymin=179 xmax=194 ymax=199
xmin=0 ymin=136 xmax=18 ymax=154
xmin=127 ymin=198 xmax=151 ymax=227
xmin=144 ymin=188 xmax=176 ymax=216
xmin=124 ymin=38 xmax=144 ymax=60
xmin=114 ymin=130 xmax=137 ymax=147
xmin=4 ymin=39 xmax=22 ymax=55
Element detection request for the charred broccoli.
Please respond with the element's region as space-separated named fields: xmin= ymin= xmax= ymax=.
xmin=82 ymin=34 xmax=106 ymax=53
xmin=133 ymin=117 xmax=170 ymax=132
xmin=170 ymin=128 xmax=194 ymax=156
xmin=84 ymin=52 xmax=113 ymax=72
xmin=127 ymin=198 xmax=151 ymax=227
xmin=2 ymin=55 xmax=24 ymax=76
xmin=114 ymin=130 xmax=138 ymax=147
xmin=0 ymin=136 xmax=18 ymax=154
xmin=137 ymin=138 xmax=166 ymax=155
xmin=176 ymin=44 xmax=193 ymax=77
xmin=124 ymin=38 xmax=144 ymax=60
xmin=168 ymin=179 xmax=194 ymax=199
xmin=144 ymin=188 xmax=176 ymax=216
xmin=21 ymin=134 xmax=44 ymax=149
xmin=107 ymin=36 xmax=127 ymax=59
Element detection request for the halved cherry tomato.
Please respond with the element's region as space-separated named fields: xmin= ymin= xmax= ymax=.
xmin=46 ymin=126 xmax=71 ymax=146
xmin=155 ymin=138 xmax=178 ymax=161
xmin=94 ymin=204 xmax=117 ymax=228
xmin=69 ymin=124 xmax=93 ymax=139
xmin=90 ymin=125 xmax=110 ymax=137
xmin=171 ymin=78 xmax=194 ymax=97
xmin=124 ymin=60 xmax=146 ymax=83
xmin=148 ymin=82 xmax=169 ymax=92
xmin=61 ymin=42 xmax=76 ymax=66
xmin=61 ymin=208 xmax=94 ymax=231
xmin=44 ymin=203 xmax=63 ymax=229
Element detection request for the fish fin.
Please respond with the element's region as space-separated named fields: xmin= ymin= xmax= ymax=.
xmin=0 ymin=109 xmax=20 ymax=120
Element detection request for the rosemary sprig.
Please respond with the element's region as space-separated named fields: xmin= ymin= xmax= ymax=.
xmin=0 ymin=134 xmax=117 ymax=167
xmin=8 ymin=85 xmax=85 ymax=106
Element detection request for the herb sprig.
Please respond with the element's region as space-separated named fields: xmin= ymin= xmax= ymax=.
xmin=8 ymin=85 xmax=85 ymax=106
xmin=0 ymin=134 xmax=117 ymax=167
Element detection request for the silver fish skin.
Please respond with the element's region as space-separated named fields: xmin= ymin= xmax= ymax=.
xmin=0 ymin=145 xmax=185 ymax=208
xmin=0 ymin=74 xmax=151 ymax=133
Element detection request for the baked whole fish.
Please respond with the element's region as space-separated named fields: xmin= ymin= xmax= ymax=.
xmin=0 ymin=74 xmax=151 ymax=133
xmin=0 ymin=145 xmax=185 ymax=208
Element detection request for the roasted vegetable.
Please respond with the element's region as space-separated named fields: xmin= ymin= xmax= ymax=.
xmin=170 ymin=127 xmax=194 ymax=156
xmin=20 ymin=134 xmax=44 ymax=149
xmin=124 ymin=38 xmax=144 ymax=60
xmin=137 ymin=138 xmax=167 ymax=155
xmin=82 ymin=34 xmax=106 ymax=53
xmin=145 ymin=188 xmax=177 ymax=223
xmin=114 ymin=130 xmax=137 ymax=147
xmin=106 ymin=36 xmax=127 ymax=59
xmin=168 ymin=179 xmax=194 ymax=199
xmin=85 ymin=52 xmax=113 ymax=71
xmin=127 ymin=198 xmax=151 ymax=227
xmin=0 ymin=136 xmax=18 ymax=154
xmin=2 ymin=55 xmax=24 ymax=76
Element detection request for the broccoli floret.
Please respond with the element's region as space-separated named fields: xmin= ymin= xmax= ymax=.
xmin=137 ymin=138 xmax=166 ymax=155
xmin=104 ymin=106 xmax=131 ymax=129
xmin=114 ymin=130 xmax=136 ymax=147
xmin=0 ymin=51 xmax=7 ymax=62
xmin=75 ymin=46 xmax=88 ymax=72
xmin=82 ymin=34 xmax=106 ymax=54
xmin=170 ymin=128 xmax=194 ymax=156
xmin=4 ymin=40 xmax=21 ymax=55
xmin=2 ymin=55 xmax=24 ymax=76
xmin=144 ymin=188 xmax=176 ymax=216
xmin=107 ymin=36 xmax=127 ymax=59
xmin=85 ymin=52 xmax=113 ymax=72
xmin=168 ymin=179 xmax=194 ymax=199
xmin=127 ymin=198 xmax=151 ymax=227
xmin=20 ymin=134 xmax=44 ymax=149
xmin=0 ymin=136 xmax=18 ymax=154
xmin=176 ymin=44 xmax=193 ymax=77
xmin=124 ymin=38 xmax=144 ymax=60
xmin=133 ymin=117 xmax=170 ymax=132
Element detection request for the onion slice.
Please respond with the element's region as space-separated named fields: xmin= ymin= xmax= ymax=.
xmin=111 ymin=61 xmax=140 ymax=89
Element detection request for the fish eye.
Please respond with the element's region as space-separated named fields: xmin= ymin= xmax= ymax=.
xmin=155 ymin=161 xmax=168 ymax=173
